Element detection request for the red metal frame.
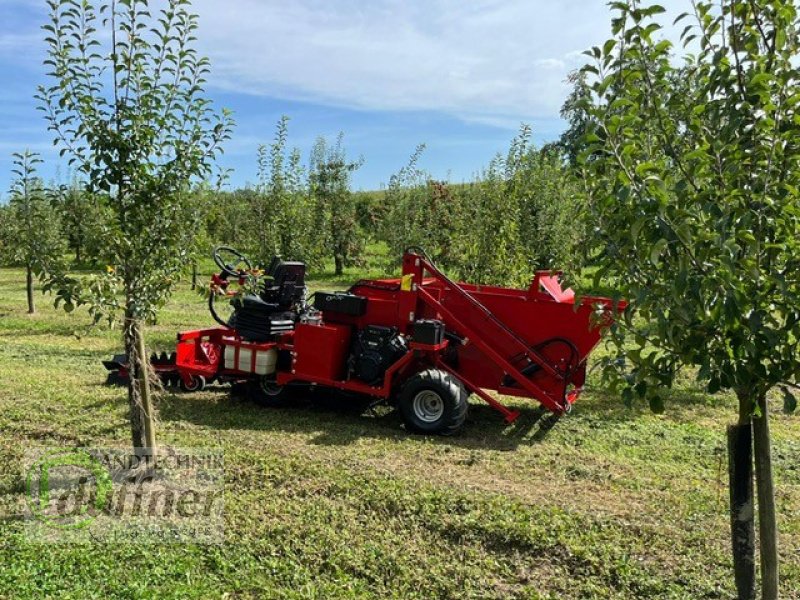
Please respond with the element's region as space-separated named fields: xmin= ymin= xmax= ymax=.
xmin=173 ymin=250 xmax=623 ymax=420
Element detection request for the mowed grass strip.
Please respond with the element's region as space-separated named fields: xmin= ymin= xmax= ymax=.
xmin=0 ymin=266 xmax=797 ymax=599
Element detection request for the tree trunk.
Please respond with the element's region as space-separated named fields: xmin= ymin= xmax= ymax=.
xmin=191 ymin=261 xmax=198 ymax=291
xmin=753 ymin=394 xmax=779 ymax=600
xmin=334 ymin=254 xmax=343 ymax=276
xmin=124 ymin=317 xmax=157 ymax=460
xmin=26 ymin=265 xmax=35 ymax=314
xmin=728 ymin=422 xmax=756 ymax=600
xmin=123 ymin=318 xmax=145 ymax=450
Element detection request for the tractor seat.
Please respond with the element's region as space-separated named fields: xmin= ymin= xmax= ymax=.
xmin=265 ymin=255 xmax=282 ymax=277
xmin=240 ymin=294 xmax=279 ymax=314
xmin=232 ymin=295 xmax=296 ymax=342
xmin=261 ymin=260 xmax=306 ymax=308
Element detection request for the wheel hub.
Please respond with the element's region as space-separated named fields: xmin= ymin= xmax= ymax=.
xmin=412 ymin=390 xmax=444 ymax=423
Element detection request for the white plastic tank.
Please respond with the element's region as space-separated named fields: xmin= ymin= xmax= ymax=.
xmin=224 ymin=346 xmax=277 ymax=375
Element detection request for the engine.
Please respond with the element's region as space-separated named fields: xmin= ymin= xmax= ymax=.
xmin=350 ymin=325 xmax=408 ymax=385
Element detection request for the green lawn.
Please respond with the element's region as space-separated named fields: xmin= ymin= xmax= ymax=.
xmin=0 ymin=264 xmax=797 ymax=599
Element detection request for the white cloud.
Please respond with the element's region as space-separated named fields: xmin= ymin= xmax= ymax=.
xmin=192 ymin=0 xmax=626 ymax=126
xmin=0 ymin=0 xmax=695 ymax=133
xmin=534 ymin=58 xmax=567 ymax=71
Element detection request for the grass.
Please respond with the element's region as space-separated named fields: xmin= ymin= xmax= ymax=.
xmin=0 ymin=262 xmax=798 ymax=599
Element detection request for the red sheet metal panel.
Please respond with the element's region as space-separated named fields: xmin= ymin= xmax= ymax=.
xmin=293 ymin=323 xmax=352 ymax=381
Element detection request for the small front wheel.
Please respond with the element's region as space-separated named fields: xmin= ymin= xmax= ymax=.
xmin=180 ymin=374 xmax=206 ymax=392
xmin=398 ymin=369 xmax=469 ymax=436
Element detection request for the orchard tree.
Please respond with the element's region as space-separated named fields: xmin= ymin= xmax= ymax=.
xmin=454 ymin=152 xmax=525 ymax=285
xmin=382 ymin=144 xmax=460 ymax=267
xmin=448 ymin=126 xmax=584 ymax=286
xmin=0 ymin=206 xmax=8 ymax=255
xmin=38 ymin=0 xmax=233 ymax=455
xmin=308 ymin=134 xmax=363 ymax=276
xmin=380 ymin=128 xmax=585 ymax=285
xmin=282 ymin=144 xmax=316 ymax=264
xmin=546 ymin=70 xmax=594 ymax=166
xmin=582 ymin=2 xmax=798 ymax=598
xmin=246 ymin=116 xmax=316 ymax=266
xmin=3 ymin=151 xmax=65 ymax=314
xmin=53 ymin=180 xmax=109 ymax=265
xmin=186 ymin=182 xmax=218 ymax=290
xmin=248 ymin=116 xmax=291 ymax=266
xmin=188 ymin=165 xmax=234 ymax=289
xmin=502 ymin=126 xmax=585 ymax=276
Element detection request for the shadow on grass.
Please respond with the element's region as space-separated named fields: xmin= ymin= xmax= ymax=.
xmin=113 ymin=377 xmax=733 ymax=455
xmin=157 ymin=385 xmax=571 ymax=452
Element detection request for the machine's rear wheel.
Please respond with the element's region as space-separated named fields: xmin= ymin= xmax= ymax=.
xmin=399 ymin=369 xmax=468 ymax=436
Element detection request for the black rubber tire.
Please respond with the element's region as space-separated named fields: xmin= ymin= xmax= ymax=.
xmin=398 ymin=369 xmax=469 ymax=436
xmin=248 ymin=376 xmax=292 ymax=408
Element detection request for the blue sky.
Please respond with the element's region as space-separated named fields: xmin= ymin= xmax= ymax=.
xmin=0 ymin=0 xmax=690 ymax=195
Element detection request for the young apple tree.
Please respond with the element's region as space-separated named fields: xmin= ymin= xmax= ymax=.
xmin=246 ymin=116 xmax=315 ymax=267
xmin=53 ymin=180 xmax=109 ymax=265
xmin=308 ymin=134 xmax=363 ymax=276
xmin=3 ymin=150 xmax=65 ymax=314
xmin=582 ymin=2 xmax=798 ymax=598
xmin=38 ymin=0 xmax=233 ymax=456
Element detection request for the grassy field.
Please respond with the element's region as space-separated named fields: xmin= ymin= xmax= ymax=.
xmin=0 ymin=263 xmax=798 ymax=599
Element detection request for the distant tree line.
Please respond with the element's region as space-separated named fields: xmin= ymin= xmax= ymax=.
xmin=1 ymin=114 xmax=589 ymax=288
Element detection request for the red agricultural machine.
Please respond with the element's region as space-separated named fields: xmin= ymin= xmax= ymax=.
xmin=105 ymin=247 xmax=622 ymax=435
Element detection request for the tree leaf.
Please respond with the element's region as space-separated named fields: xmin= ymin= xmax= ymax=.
xmin=649 ymin=238 xmax=668 ymax=265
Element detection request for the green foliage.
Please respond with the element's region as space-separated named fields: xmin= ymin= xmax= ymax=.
xmin=451 ymin=152 xmax=526 ymax=285
xmin=37 ymin=0 xmax=233 ymax=324
xmin=249 ymin=115 xmax=292 ymax=264
xmin=211 ymin=117 xmax=363 ymax=272
xmin=382 ymin=144 xmax=459 ymax=267
xmin=582 ymin=0 xmax=800 ymax=411
xmin=52 ymin=180 xmax=110 ymax=265
xmin=209 ymin=187 xmax=255 ymax=249
xmin=184 ymin=181 xmax=226 ymax=275
xmin=512 ymin=148 xmax=586 ymax=275
xmin=382 ymin=128 xmax=586 ymax=286
xmin=353 ymin=189 xmax=388 ymax=235
xmin=454 ymin=127 xmax=586 ymax=285
xmin=0 ymin=207 xmax=9 ymax=258
xmin=243 ymin=116 xmax=320 ymax=267
xmin=546 ymin=70 xmax=595 ymax=166
xmin=1 ymin=151 xmax=64 ymax=276
xmin=309 ymin=134 xmax=364 ymax=275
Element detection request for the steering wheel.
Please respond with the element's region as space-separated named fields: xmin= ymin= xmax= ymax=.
xmin=213 ymin=246 xmax=253 ymax=278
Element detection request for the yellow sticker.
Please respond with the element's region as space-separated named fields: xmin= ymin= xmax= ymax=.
xmin=400 ymin=274 xmax=414 ymax=291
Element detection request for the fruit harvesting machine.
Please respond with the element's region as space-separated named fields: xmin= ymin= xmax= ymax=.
xmin=104 ymin=247 xmax=623 ymax=435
